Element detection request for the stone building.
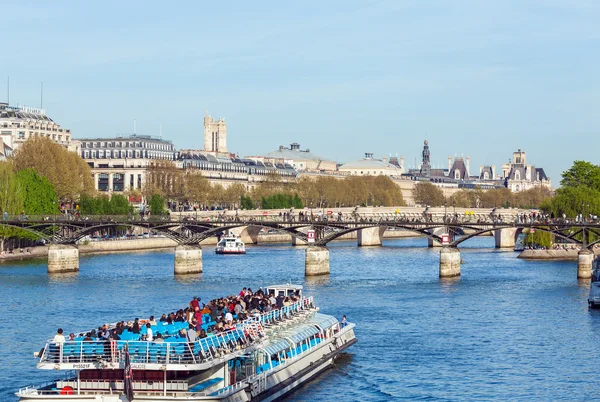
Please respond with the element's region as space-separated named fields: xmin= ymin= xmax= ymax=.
xmin=338 ymin=153 xmax=403 ymax=176
xmin=203 ymin=110 xmax=227 ymax=154
xmin=264 ymin=143 xmax=336 ymax=172
xmin=501 ymin=149 xmax=551 ymax=192
xmin=78 ymin=134 xmax=177 ymax=193
xmin=0 ymin=102 xmax=73 ymax=150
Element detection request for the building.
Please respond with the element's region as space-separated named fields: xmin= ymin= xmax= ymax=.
xmin=203 ymin=110 xmax=227 ymax=154
xmin=0 ymin=102 xmax=72 ymax=150
xmin=338 ymin=153 xmax=404 ymax=176
xmin=178 ymin=150 xmax=296 ymax=190
xmin=264 ymin=143 xmax=336 ymax=172
xmin=501 ymin=149 xmax=551 ymax=192
xmin=79 ymin=134 xmax=177 ymax=193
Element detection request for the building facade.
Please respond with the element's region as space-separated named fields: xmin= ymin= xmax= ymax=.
xmin=203 ymin=110 xmax=227 ymax=154
xmin=0 ymin=102 xmax=72 ymax=150
xmin=79 ymin=134 xmax=177 ymax=193
xmin=501 ymin=149 xmax=551 ymax=192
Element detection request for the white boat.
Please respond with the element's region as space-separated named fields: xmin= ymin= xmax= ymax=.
xmin=589 ymin=260 xmax=600 ymax=308
xmin=16 ymin=284 xmax=357 ymax=401
xmin=216 ymin=235 xmax=246 ymax=255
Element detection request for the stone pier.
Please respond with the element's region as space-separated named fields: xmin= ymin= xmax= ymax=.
xmin=494 ymin=228 xmax=519 ymax=249
xmin=232 ymin=226 xmax=261 ymax=244
xmin=292 ymin=236 xmax=308 ymax=246
xmin=428 ymin=238 xmax=442 ymax=247
xmin=174 ymin=245 xmax=203 ymax=275
xmin=439 ymin=247 xmax=461 ymax=278
xmin=305 ymin=246 xmax=330 ymax=276
xmin=357 ymin=226 xmax=385 ymax=246
xmin=48 ymin=245 xmax=79 ymax=273
xmin=578 ymin=249 xmax=594 ymax=279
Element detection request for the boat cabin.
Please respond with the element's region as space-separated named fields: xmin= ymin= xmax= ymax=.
xmin=265 ymin=284 xmax=303 ymax=298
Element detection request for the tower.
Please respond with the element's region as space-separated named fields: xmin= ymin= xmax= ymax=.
xmin=420 ymin=139 xmax=431 ymax=177
xmin=203 ymin=110 xmax=227 ymax=154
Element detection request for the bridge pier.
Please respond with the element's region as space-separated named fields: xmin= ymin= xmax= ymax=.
xmin=578 ymin=249 xmax=594 ymax=279
xmin=305 ymin=246 xmax=330 ymax=276
xmin=48 ymin=245 xmax=79 ymax=273
xmin=292 ymin=236 xmax=308 ymax=246
xmin=174 ymin=245 xmax=203 ymax=275
xmin=494 ymin=228 xmax=518 ymax=249
xmin=428 ymin=238 xmax=442 ymax=247
xmin=440 ymin=247 xmax=461 ymax=278
xmin=357 ymin=227 xmax=385 ymax=246
xmin=232 ymin=226 xmax=260 ymax=244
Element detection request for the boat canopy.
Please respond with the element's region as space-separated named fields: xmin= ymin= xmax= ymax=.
xmin=263 ymin=339 xmax=291 ymax=356
xmin=287 ymin=324 xmax=319 ymax=344
xmin=309 ymin=313 xmax=339 ymax=331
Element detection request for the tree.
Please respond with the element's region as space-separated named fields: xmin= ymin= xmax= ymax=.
xmin=223 ymin=184 xmax=246 ymax=209
xmin=541 ymin=186 xmax=600 ymax=218
xmin=560 ymin=161 xmax=600 ymax=191
xmin=184 ymin=172 xmax=211 ymax=206
xmin=13 ymin=136 xmax=94 ymax=202
xmin=149 ymin=194 xmax=166 ymax=215
xmin=240 ymin=195 xmax=254 ymax=210
xmin=16 ymin=169 xmax=59 ymax=214
xmin=414 ymin=182 xmax=445 ymax=206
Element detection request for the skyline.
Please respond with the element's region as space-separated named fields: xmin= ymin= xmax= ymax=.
xmin=3 ymin=1 xmax=600 ymax=182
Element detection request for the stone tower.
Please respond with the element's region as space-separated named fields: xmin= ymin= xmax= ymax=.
xmin=203 ymin=110 xmax=227 ymax=154
xmin=420 ymin=139 xmax=431 ymax=177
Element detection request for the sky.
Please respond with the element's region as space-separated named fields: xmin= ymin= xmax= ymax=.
xmin=1 ymin=0 xmax=599 ymax=183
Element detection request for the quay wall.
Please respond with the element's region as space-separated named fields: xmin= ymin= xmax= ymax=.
xmin=518 ymin=249 xmax=599 ymax=261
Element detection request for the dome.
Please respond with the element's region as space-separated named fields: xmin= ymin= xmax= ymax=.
xmin=339 ymin=153 xmax=403 ymax=172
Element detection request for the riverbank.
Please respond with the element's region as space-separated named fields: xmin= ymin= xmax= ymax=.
xmin=518 ymin=248 xmax=599 ymax=260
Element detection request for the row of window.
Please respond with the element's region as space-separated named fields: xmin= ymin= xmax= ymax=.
xmin=82 ymin=150 xmax=175 ymax=160
xmin=81 ymin=141 xmax=173 ymax=150
xmin=16 ymin=131 xmax=70 ymax=142
xmin=0 ymin=122 xmax=66 ymax=131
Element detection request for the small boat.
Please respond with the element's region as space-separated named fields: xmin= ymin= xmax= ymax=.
xmin=215 ymin=234 xmax=246 ymax=255
xmin=16 ymin=284 xmax=357 ymax=401
xmin=589 ymin=259 xmax=600 ymax=308
xmin=514 ymin=233 xmax=526 ymax=251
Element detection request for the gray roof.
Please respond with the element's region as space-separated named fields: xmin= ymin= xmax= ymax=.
xmin=265 ymin=148 xmax=331 ymax=162
xmin=449 ymin=158 xmax=468 ymax=180
xmin=340 ymin=156 xmax=402 ymax=171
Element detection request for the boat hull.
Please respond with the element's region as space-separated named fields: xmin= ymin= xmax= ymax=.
xmin=215 ymin=250 xmax=246 ymax=255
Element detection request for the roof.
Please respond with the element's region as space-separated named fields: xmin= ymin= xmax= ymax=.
xmin=449 ymin=158 xmax=468 ymax=180
xmin=339 ymin=155 xmax=402 ymax=171
xmin=266 ymin=148 xmax=331 ymax=162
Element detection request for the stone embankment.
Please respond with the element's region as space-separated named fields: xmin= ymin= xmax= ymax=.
xmin=518 ymin=248 xmax=599 ymax=261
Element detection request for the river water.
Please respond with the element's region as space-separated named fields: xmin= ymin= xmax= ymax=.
xmin=1 ymin=237 xmax=599 ymax=401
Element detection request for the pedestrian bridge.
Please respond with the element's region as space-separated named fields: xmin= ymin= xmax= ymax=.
xmin=2 ymin=215 xmax=598 ymax=280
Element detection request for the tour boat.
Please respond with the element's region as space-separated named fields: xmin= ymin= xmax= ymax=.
xmin=589 ymin=259 xmax=600 ymax=308
xmin=215 ymin=235 xmax=246 ymax=255
xmin=16 ymin=284 xmax=357 ymax=401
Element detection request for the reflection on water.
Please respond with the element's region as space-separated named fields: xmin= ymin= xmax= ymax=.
xmin=1 ymin=237 xmax=600 ymax=401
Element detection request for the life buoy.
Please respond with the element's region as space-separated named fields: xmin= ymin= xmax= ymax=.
xmin=60 ymin=386 xmax=74 ymax=395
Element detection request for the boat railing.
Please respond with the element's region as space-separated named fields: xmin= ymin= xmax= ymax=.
xmin=39 ymin=328 xmax=250 ymax=366
xmin=241 ymin=297 xmax=314 ymax=333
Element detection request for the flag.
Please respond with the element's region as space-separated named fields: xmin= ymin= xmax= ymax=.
xmin=123 ymin=348 xmax=134 ymax=401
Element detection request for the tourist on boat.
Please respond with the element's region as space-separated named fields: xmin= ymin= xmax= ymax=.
xmin=190 ymin=296 xmax=200 ymax=311
xmin=159 ymin=313 xmax=168 ymax=322
xmin=145 ymin=323 xmax=153 ymax=342
xmin=52 ymin=328 xmax=65 ymax=345
xmin=341 ymin=315 xmax=348 ymax=328
xmin=83 ymin=333 xmax=93 ymax=341
xmin=153 ymin=333 xmax=164 ymax=343
xmin=148 ymin=315 xmax=157 ymax=325
xmin=68 ymin=333 xmax=75 ymax=341
xmin=186 ymin=324 xmax=197 ymax=343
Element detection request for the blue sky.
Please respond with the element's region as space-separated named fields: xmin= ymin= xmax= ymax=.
xmin=2 ymin=0 xmax=599 ymax=183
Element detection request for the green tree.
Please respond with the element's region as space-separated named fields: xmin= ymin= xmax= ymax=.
xmin=13 ymin=136 xmax=94 ymax=202
xmin=560 ymin=161 xmax=600 ymax=191
xmin=240 ymin=195 xmax=254 ymax=210
xmin=16 ymin=169 xmax=59 ymax=214
xmin=149 ymin=194 xmax=166 ymax=215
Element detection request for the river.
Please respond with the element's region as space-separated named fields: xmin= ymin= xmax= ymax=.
xmin=1 ymin=237 xmax=599 ymax=401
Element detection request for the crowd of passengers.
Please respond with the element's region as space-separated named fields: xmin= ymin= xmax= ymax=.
xmin=52 ymin=287 xmax=303 ymax=346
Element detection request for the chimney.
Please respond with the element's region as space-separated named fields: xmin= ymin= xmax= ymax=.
xmin=382 ymin=156 xmax=387 ymax=163
xmin=466 ymin=156 xmax=470 ymax=177
xmin=479 ymin=165 xmax=483 ymax=176
xmin=400 ymin=156 xmax=405 ymax=172
xmin=492 ymin=165 xmax=496 ymax=179
xmin=448 ymin=156 xmax=452 ymax=171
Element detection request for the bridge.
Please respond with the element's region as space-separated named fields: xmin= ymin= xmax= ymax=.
xmin=3 ymin=214 xmax=599 ymax=280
